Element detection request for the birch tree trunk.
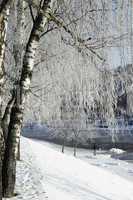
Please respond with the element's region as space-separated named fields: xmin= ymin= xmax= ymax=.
xmin=1 ymin=91 xmax=15 ymax=141
xmin=0 ymin=128 xmax=4 ymax=200
xmin=2 ymin=0 xmax=55 ymax=197
xmin=13 ymin=0 xmax=26 ymax=161
xmin=0 ymin=1 xmax=10 ymax=112
xmin=0 ymin=1 xmax=11 ymax=199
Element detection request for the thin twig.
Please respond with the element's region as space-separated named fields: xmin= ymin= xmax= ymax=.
xmin=40 ymin=26 xmax=58 ymax=38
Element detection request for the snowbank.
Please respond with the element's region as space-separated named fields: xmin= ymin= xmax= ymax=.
xmin=109 ymin=148 xmax=133 ymax=161
xmin=109 ymin=148 xmax=125 ymax=155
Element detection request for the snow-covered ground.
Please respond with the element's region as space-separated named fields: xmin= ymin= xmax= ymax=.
xmin=28 ymin=138 xmax=133 ymax=200
xmin=5 ymin=138 xmax=47 ymax=200
xmin=37 ymin=140 xmax=133 ymax=182
xmin=9 ymin=137 xmax=133 ymax=200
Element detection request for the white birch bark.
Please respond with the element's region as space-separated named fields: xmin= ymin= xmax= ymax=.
xmin=0 ymin=1 xmax=10 ymax=117
xmin=3 ymin=0 xmax=55 ymax=197
xmin=0 ymin=1 xmax=11 ymax=199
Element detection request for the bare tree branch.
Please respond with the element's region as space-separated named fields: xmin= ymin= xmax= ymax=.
xmin=46 ymin=12 xmax=105 ymax=61
xmin=40 ymin=25 xmax=58 ymax=38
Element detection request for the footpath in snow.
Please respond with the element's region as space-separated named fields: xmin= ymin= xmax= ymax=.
xmin=26 ymin=137 xmax=133 ymax=200
xmin=5 ymin=138 xmax=47 ymax=200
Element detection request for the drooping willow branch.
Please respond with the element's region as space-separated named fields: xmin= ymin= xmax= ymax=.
xmin=45 ymin=11 xmax=105 ymax=61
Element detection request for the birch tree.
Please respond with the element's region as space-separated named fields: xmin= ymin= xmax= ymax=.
xmin=0 ymin=0 xmax=12 ymax=199
xmin=1 ymin=0 xmax=132 ymax=197
xmin=2 ymin=0 xmax=55 ymax=197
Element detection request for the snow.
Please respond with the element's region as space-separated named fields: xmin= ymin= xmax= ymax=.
xmin=8 ymin=137 xmax=133 ymax=200
xmin=109 ymin=148 xmax=125 ymax=154
xmin=26 ymin=138 xmax=133 ymax=200
xmin=6 ymin=138 xmax=47 ymax=200
xmin=34 ymin=140 xmax=133 ymax=182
